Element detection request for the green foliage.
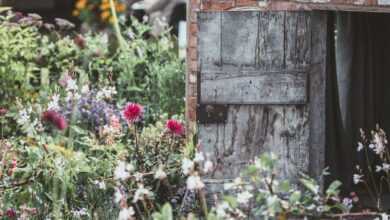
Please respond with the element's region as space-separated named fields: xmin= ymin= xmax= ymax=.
xmin=152 ymin=203 xmax=173 ymax=220
xmin=0 ymin=78 xmax=186 ymax=219
xmin=207 ymin=153 xmax=352 ymax=220
xmin=0 ymin=12 xmax=185 ymax=119
xmin=0 ymin=13 xmax=40 ymax=106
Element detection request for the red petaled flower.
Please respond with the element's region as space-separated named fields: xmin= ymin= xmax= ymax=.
xmin=0 ymin=108 xmax=7 ymax=116
xmin=166 ymin=119 xmax=185 ymax=136
xmin=6 ymin=208 xmax=16 ymax=218
xmin=42 ymin=110 xmax=68 ymax=131
xmin=122 ymin=103 xmax=143 ymax=123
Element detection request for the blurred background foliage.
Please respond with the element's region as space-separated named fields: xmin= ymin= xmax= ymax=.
xmin=0 ymin=10 xmax=185 ymax=122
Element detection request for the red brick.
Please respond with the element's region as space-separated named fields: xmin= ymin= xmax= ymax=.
xmin=188 ymin=60 xmax=198 ymax=72
xmin=201 ymin=0 xmax=235 ymax=10
xmin=188 ymin=47 xmax=198 ymax=60
xmin=188 ymin=35 xmax=197 ymax=48
xmin=186 ymin=96 xmax=198 ymax=122
xmin=189 ymin=22 xmax=198 ymax=35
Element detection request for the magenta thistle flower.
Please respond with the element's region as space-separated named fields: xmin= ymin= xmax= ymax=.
xmin=42 ymin=110 xmax=68 ymax=131
xmin=166 ymin=119 xmax=185 ymax=136
xmin=6 ymin=208 xmax=16 ymax=218
xmin=122 ymin=103 xmax=143 ymax=123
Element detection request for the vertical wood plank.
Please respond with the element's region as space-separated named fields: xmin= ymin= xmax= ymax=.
xmin=220 ymin=11 xmax=259 ymax=69
xmin=285 ymin=12 xmax=312 ymax=69
xmin=198 ymin=12 xmax=222 ymax=71
xmin=309 ymin=12 xmax=328 ymax=183
xmin=257 ymin=12 xmax=285 ymax=71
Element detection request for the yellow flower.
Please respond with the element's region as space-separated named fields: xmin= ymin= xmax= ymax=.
xmin=100 ymin=2 xmax=110 ymax=10
xmin=101 ymin=10 xmax=111 ymax=21
xmin=115 ymin=3 xmax=126 ymax=13
xmin=75 ymin=0 xmax=88 ymax=10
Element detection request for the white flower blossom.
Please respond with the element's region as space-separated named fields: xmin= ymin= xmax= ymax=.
xmin=96 ymin=86 xmax=117 ymax=101
xmin=193 ymin=152 xmax=205 ymax=163
xmin=118 ymin=206 xmax=135 ymax=220
xmin=47 ymin=94 xmax=60 ymax=111
xmin=376 ymin=163 xmax=390 ymax=173
xmin=383 ymin=163 xmax=390 ymax=172
xmin=236 ymin=191 xmax=253 ymax=204
xmin=357 ymin=142 xmax=364 ymax=152
xmin=181 ymin=158 xmax=194 ymax=175
xmin=126 ymin=164 xmax=135 ymax=172
xmin=353 ymin=174 xmax=363 ymax=184
xmin=203 ymin=160 xmax=213 ymax=173
xmin=154 ymin=166 xmax=167 ymax=180
xmin=81 ymin=85 xmax=89 ymax=94
xmin=71 ymin=208 xmax=89 ymax=217
xmin=17 ymin=108 xmax=31 ymax=126
xmin=66 ymin=79 xmax=78 ymax=91
xmin=133 ymin=185 xmax=153 ymax=203
xmin=134 ymin=172 xmax=143 ymax=182
xmin=186 ymin=175 xmax=205 ymax=190
xmin=234 ymin=177 xmax=243 ymax=186
xmin=114 ymin=188 xmax=123 ymax=203
xmin=371 ymin=134 xmax=386 ymax=155
xmin=114 ymin=161 xmax=130 ymax=181
xmin=94 ymin=180 xmax=106 ymax=190
xmin=216 ymin=202 xmax=231 ymax=218
xmin=342 ymin=198 xmax=353 ymax=211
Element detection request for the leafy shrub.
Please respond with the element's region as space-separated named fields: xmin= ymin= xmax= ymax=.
xmin=0 ymin=10 xmax=185 ymax=119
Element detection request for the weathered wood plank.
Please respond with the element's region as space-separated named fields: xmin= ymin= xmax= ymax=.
xmin=285 ymin=12 xmax=312 ymax=68
xmin=308 ymin=12 xmax=328 ymax=184
xmin=200 ymin=71 xmax=307 ymax=104
xmin=199 ymin=105 xmax=309 ymax=180
xmin=198 ymin=12 xmax=222 ymax=71
xmin=257 ymin=12 xmax=285 ymax=71
xmin=197 ymin=11 xmax=327 ymax=186
xmin=220 ymin=11 xmax=258 ymax=69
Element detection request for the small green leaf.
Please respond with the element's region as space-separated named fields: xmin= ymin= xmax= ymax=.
xmin=326 ymin=180 xmax=342 ymax=196
xmin=289 ymin=191 xmax=302 ymax=204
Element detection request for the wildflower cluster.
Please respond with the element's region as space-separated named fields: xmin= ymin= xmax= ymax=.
xmin=0 ymin=75 xmax=186 ymax=219
xmin=207 ymin=154 xmax=352 ymax=219
xmin=354 ymin=125 xmax=390 ymax=210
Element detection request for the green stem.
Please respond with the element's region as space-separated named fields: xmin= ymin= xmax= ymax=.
xmin=109 ymin=0 xmax=126 ymax=50
xmin=364 ymin=146 xmax=380 ymax=206
xmin=198 ymin=189 xmax=208 ymax=217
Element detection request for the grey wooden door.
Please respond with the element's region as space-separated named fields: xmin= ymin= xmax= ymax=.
xmin=198 ymin=11 xmax=328 ymax=183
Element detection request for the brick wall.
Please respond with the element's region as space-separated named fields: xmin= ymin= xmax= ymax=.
xmin=185 ymin=0 xmax=200 ymax=135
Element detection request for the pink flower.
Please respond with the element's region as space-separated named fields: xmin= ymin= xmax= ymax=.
xmin=58 ymin=73 xmax=72 ymax=87
xmin=122 ymin=103 xmax=143 ymax=123
xmin=166 ymin=119 xmax=185 ymax=136
xmin=0 ymin=107 xmax=7 ymax=116
xmin=7 ymin=159 xmax=17 ymax=176
xmin=110 ymin=115 xmax=121 ymax=131
xmin=42 ymin=110 xmax=68 ymax=131
xmin=11 ymin=159 xmax=17 ymax=168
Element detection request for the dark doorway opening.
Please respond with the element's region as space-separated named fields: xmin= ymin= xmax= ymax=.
xmin=326 ymin=11 xmax=390 ymax=209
